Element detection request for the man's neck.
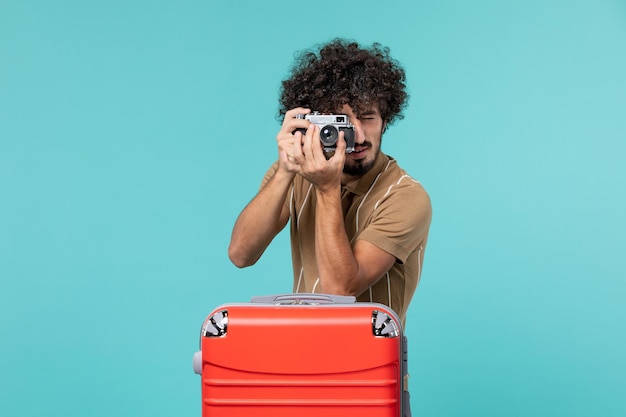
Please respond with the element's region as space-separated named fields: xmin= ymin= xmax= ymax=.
xmin=341 ymin=172 xmax=360 ymax=186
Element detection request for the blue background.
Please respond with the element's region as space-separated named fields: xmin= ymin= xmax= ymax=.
xmin=1 ymin=0 xmax=625 ymax=415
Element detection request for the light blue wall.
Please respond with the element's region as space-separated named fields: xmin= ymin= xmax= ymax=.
xmin=1 ymin=1 xmax=625 ymax=416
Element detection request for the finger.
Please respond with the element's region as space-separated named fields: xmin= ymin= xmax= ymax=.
xmin=284 ymin=107 xmax=311 ymax=119
xmin=282 ymin=108 xmax=312 ymax=129
xmin=288 ymin=130 xmax=302 ymax=147
xmin=279 ymin=150 xmax=300 ymax=172
xmin=329 ymin=131 xmax=347 ymax=164
xmin=301 ymin=123 xmax=317 ymax=163
xmin=281 ymin=120 xmax=311 ymax=139
xmin=277 ymin=129 xmax=300 ymax=154
xmin=307 ymin=124 xmax=327 ymax=162
xmin=335 ymin=130 xmax=347 ymax=154
xmin=326 ymin=132 xmax=347 ymax=163
xmin=293 ymin=129 xmax=305 ymax=162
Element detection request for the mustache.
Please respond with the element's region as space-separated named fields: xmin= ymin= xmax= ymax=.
xmin=354 ymin=141 xmax=372 ymax=149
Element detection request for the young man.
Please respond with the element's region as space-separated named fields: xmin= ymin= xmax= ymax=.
xmin=228 ymin=38 xmax=431 ymax=324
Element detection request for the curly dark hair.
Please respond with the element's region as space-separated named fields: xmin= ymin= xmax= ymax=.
xmin=278 ymin=38 xmax=409 ymax=126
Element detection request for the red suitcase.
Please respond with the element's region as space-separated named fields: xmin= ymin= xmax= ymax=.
xmin=192 ymin=293 xmax=410 ymax=417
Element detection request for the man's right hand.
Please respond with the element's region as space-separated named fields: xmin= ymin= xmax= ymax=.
xmin=276 ymin=107 xmax=312 ymax=174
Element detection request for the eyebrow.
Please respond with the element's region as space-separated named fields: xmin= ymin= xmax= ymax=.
xmin=360 ymin=110 xmax=379 ymax=117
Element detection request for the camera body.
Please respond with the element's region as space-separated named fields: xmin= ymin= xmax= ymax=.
xmin=295 ymin=112 xmax=355 ymax=154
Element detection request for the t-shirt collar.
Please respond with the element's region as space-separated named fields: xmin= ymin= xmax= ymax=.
xmin=341 ymin=152 xmax=390 ymax=196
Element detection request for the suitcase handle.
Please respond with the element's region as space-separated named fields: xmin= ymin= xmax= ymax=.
xmin=250 ymin=293 xmax=356 ymax=305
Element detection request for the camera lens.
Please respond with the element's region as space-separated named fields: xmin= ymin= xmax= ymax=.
xmin=319 ymin=125 xmax=339 ymax=146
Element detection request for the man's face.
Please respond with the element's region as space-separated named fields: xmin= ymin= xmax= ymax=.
xmin=340 ymin=104 xmax=386 ymax=178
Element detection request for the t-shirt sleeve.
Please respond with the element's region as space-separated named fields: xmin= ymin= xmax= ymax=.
xmin=260 ymin=161 xmax=280 ymax=190
xmin=357 ymin=182 xmax=432 ymax=264
xmin=259 ymin=161 xmax=293 ymax=214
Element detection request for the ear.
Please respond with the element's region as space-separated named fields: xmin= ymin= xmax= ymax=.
xmin=382 ymin=121 xmax=388 ymax=134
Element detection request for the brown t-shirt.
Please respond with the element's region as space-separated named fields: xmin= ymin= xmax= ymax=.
xmin=262 ymin=152 xmax=431 ymax=323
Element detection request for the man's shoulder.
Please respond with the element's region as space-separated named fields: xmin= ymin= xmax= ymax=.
xmin=370 ymin=155 xmax=431 ymax=218
xmin=377 ymin=155 xmax=429 ymax=195
xmin=362 ymin=156 xmax=432 ymax=237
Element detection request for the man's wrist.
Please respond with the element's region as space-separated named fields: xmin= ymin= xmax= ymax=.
xmin=315 ymin=184 xmax=341 ymax=199
xmin=271 ymin=166 xmax=296 ymax=188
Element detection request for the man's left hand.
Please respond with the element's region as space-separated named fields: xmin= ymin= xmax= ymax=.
xmin=292 ymin=124 xmax=346 ymax=192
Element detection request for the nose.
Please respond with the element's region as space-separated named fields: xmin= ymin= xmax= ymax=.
xmin=352 ymin=119 xmax=366 ymax=144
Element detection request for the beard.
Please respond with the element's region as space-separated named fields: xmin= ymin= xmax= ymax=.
xmin=343 ymin=158 xmax=376 ymax=176
xmin=343 ymin=143 xmax=378 ymax=176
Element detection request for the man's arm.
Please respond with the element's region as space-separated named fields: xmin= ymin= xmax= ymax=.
xmin=315 ymin=182 xmax=431 ymax=295
xmin=314 ymin=188 xmax=397 ymax=295
xmin=290 ymin=124 xmax=397 ymax=295
xmin=228 ymin=168 xmax=292 ymax=268
xmin=228 ymin=108 xmax=312 ymax=268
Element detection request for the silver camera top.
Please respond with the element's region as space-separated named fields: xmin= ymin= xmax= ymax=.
xmin=295 ymin=112 xmax=355 ymax=153
xmin=298 ymin=112 xmax=350 ymax=125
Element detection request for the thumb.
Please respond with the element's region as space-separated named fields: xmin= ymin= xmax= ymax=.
xmin=329 ymin=131 xmax=347 ymax=165
xmin=336 ymin=130 xmax=347 ymax=153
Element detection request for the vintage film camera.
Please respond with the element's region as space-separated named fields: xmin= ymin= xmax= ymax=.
xmin=295 ymin=112 xmax=355 ymax=154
